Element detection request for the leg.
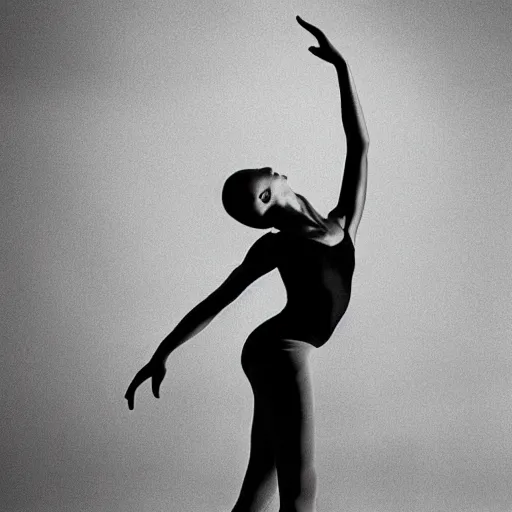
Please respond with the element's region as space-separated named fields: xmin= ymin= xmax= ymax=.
xmin=231 ymin=391 xmax=277 ymax=512
xmin=271 ymin=345 xmax=317 ymax=512
xmin=244 ymin=339 xmax=318 ymax=512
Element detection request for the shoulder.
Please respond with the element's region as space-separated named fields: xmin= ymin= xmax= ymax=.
xmin=241 ymin=231 xmax=280 ymax=274
xmin=248 ymin=231 xmax=279 ymax=253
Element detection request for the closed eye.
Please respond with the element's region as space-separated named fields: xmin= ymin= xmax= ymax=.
xmin=259 ymin=188 xmax=271 ymax=204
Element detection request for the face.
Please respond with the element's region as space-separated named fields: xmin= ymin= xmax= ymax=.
xmin=246 ymin=167 xmax=300 ymax=227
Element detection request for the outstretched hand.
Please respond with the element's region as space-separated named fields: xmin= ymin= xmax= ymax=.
xmin=125 ymin=359 xmax=166 ymax=410
xmin=296 ymin=15 xmax=343 ymax=65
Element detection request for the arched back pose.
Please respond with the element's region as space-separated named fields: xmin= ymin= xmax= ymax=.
xmin=125 ymin=16 xmax=369 ymax=512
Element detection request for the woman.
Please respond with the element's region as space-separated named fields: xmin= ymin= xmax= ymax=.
xmin=125 ymin=15 xmax=369 ymax=512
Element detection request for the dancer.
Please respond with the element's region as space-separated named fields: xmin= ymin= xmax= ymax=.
xmin=125 ymin=15 xmax=369 ymax=512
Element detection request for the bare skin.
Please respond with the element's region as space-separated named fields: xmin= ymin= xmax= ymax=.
xmin=125 ymin=15 xmax=369 ymax=512
xmin=238 ymin=167 xmax=344 ymax=242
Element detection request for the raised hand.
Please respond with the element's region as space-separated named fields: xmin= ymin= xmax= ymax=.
xmin=125 ymin=358 xmax=166 ymax=410
xmin=296 ymin=15 xmax=343 ymax=65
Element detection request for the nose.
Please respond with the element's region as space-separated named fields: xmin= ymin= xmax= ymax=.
xmin=263 ymin=167 xmax=286 ymax=179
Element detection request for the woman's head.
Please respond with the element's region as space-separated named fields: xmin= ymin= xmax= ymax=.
xmin=222 ymin=167 xmax=294 ymax=229
xmin=222 ymin=167 xmax=325 ymax=233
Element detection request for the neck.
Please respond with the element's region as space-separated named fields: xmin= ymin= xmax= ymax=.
xmin=272 ymin=194 xmax=328 ymax=236
xmin=296 ymin=194 xmax=328 ymax=233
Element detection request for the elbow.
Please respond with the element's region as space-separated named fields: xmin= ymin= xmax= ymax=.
xmin=347 ymin=130 xmax=369 ymax=148
xmin=348 ymin=136 xmax=369 ymax=152
xmin=359 ymin=133 xmax=370 ymax=149
xmin=200 ymin=293 xmax=225 ymax=320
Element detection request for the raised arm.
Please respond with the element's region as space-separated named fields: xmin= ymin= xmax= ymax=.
xmin=335 ymin=60 xmax=369 ymax=146
xmin=296 ymin=16 xmax=369 ymax=240
xmin=124 ymin=233 xmax=277 ymax=410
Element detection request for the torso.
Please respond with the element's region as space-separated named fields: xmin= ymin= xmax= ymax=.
xmin=250 ymin=223 xmax=356 ymax=348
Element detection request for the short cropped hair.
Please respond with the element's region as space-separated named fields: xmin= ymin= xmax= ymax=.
xmin=221 ymin=170 xmax=273 ymax=229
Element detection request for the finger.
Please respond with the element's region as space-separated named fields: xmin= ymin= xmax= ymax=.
xmin=125 ymin=375 xmax=142 ymax=397
xmin=151 ymin=374 xmax=161 ymax=399
xmin=125 ymin=389 xmax=135 ymax=410
xmin=125 ymin=371 xmax=145 ymax=409
xmin=308 ymin=46 xmax=321 ymax=57
xmin=296 ymin=15 xmax=324 ymax=39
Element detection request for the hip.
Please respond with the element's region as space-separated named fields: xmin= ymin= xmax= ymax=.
xmin=241 ymin=315 xmax=316 ymax=373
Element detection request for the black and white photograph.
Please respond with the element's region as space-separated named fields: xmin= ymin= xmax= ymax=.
xmin=1 ymin=1 xmax=511 ymax=511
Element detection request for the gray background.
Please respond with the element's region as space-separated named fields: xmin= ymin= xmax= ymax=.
xmin=1 ymin=0 xmax=511 ymax=511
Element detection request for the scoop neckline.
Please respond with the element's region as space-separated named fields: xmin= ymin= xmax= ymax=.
xmin=281 ymin=228 xmax=347 ymax=248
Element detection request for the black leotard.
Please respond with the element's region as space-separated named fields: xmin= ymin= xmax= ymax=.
xmin=253 ymin=229 xmax=355 ymax=348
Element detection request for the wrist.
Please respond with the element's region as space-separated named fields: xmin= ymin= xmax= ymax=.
xmin=150 ymin=351 xmax=167 ymax=366
xmin=333 ymin=56 xmax=347 ymax=70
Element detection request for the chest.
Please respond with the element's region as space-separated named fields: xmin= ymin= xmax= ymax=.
xmin=276 ymin=234 xmax=354 ymax=284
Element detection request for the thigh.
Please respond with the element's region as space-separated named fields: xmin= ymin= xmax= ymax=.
xmin=269 ymin=341 xmax=316 ymax=466
xmin=243 ymin=337 xmax=318 ymax=511
xmin=242 ymin=336 xmax=316 ymax=465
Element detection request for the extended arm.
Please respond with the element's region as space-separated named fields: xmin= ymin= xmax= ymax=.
xmin=124 ymin=268 xmax=251 ymax=410
xmin=335 ymin=59 xmax=369 ymax=146
xmin=151 ymin=265 xmax=255 ymax=365
xmin=297 ymin=16 xmax=369 ymax=239
xmin=124 ymin=233 xmax=277 ymax=410
xmin=144 ymin=298 xmax=216 ymax=365
xmin=333 ymin=60 xmax=369 ymax=240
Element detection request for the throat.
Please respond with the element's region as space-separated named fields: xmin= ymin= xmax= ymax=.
xmin=308 ymin=221 xmax=345 ymax=246
xmin=297 ymin=194 xmax=328 ymax=232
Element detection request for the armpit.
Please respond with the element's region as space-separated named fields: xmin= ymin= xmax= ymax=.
xmin=327 ymin=210 xmax=347 ymax=229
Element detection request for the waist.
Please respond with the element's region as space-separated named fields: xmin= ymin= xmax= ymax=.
xmin=247 ymin=311 xmax=337 ymax=348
